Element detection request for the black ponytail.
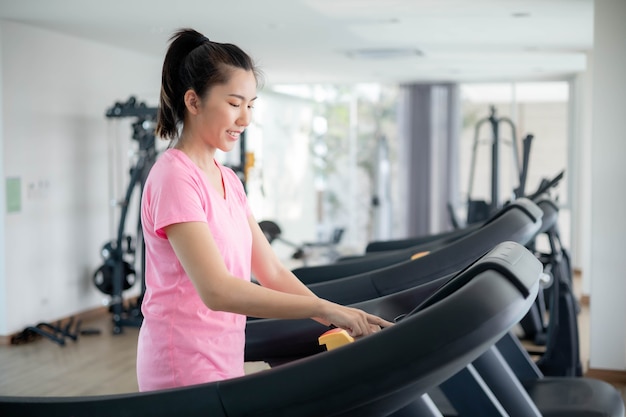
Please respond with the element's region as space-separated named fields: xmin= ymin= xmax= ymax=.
xmin=156 ymin=28 xmax=261 ymax=140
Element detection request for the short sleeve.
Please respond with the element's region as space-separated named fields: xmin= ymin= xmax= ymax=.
xmin=142 ymin=153 xmax=209 ymax=239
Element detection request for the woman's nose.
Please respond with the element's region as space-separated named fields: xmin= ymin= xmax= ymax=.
xmin=237 ymin=108 xmax=251 ymax=127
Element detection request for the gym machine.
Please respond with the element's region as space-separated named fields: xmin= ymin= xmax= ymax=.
xmin=463 ymin=105 xmax=534 ymax=225
xmin=93 ymin=97 xmax=158 ymax=334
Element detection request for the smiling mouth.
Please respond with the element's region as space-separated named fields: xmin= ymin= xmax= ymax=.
xmin=227 ymin=130 xmax=242 ymax=139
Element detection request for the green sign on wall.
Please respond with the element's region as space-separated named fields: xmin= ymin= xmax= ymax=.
xmin=6 ymin=177 xmax=21 ymax=213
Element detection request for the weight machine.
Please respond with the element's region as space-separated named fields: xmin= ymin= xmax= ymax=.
xmin=461 ymin=105 xmax=534 ymax=225
xmin=93 ymin=97 xmax=158 ymax=334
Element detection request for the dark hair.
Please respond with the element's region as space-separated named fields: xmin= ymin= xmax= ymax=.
xmin=156 ymin=28 xmax=261 ymax=140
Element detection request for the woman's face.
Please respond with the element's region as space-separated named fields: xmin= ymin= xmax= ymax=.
xmin=195 ymin=68 xmax=257 ymax=152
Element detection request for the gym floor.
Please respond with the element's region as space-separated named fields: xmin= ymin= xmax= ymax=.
xmin=0 ymin=276 xmax=624 ymax=405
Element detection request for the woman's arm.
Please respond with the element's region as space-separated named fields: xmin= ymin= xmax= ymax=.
xmin=165 ymin=221 xmax=391 ymax=337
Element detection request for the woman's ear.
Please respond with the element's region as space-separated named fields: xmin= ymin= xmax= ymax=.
xmin=183 ymin=90 xmax=201 ymax=115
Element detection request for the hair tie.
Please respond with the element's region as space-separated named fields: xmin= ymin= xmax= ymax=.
xmin=196 ymin=36 xmax=210 ymax=48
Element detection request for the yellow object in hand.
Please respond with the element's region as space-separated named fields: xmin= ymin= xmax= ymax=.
xmin=318 ymin=328 xmax=355 ymax=351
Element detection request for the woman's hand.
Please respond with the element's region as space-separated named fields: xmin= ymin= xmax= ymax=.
xmin=319 ymin=300 xmax=394 ymax=338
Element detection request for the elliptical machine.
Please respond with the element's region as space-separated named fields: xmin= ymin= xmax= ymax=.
xmin=93 ymin=97 xmax=158 ymax=334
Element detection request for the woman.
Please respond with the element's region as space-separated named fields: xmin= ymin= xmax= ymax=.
xmin=136 ymin=28 xmax=392 ymax=392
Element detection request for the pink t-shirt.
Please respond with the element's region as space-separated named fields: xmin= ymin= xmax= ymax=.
xmin=137 ymin=148 xmax=252 ymax=392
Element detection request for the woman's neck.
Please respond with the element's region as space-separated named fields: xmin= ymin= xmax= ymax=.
xmin=175 ymin=140 xmax=225 ymax=197
xmin=175 ymin=137 xmax=218 ymax=174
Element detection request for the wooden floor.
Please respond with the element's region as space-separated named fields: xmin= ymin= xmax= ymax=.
xmin=0 ymin=284 xmax=624 ymax=408
xmin=0 ymin=315 xmax=142 ymax=396
xmin=0 ymin=314 xmax=270 ymax=397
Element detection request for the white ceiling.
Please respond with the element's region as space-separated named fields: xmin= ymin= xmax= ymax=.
xmin=0 ymin=0 xmax=593 ymax=86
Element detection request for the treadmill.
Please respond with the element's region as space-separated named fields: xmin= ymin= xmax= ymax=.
xmin=0 ymin=241 xmax=543 ymax=417
xmin=246 ymin=241 xmax=624 ymax=417
xmin=291 ymin=198 xmax=543 ymax=285
xmin=297 ymin=197 xmax=543 ymax=305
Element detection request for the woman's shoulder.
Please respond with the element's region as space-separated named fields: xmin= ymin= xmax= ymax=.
xmin=146 ymin=149 xmax=204 ymax=193
xmin=156 ymin=148 xmax=192 ymax=168
xmin=151 ymin=149 xmax=199 ymax=177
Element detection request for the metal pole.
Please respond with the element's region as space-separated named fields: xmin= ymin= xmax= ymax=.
xmin=490 ymin=106 xmax=499 ymax=211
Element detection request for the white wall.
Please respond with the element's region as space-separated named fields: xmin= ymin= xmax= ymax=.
xmin=588 ymin=0 xmax=626 ymax=371
xmin=0 ymin=24 xmax=6 ymax=333
xmin=571 ymin=56 xmax=593 ymax=296
xmin=0 ymin=21 xmax=161 ymax=335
